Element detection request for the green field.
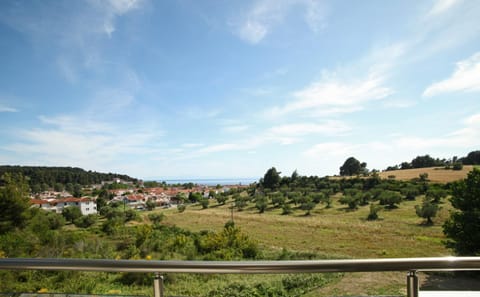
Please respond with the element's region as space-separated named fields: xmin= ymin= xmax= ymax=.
xmin=151 ymin=194 xmax=454 ymax=296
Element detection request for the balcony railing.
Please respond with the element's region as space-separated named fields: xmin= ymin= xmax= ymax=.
xmin=0 ymin=257 xmax=479 ymax=297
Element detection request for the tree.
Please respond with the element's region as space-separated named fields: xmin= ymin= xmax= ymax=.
xmin=255 ymin=195 xmax=268 ymax=213
xmin=367 ymin=204 xmax=381 ymax=221
xmin=300 ymin=197 xmax=316 ymax=215
xmin=72 ymin=184 xmax=83 ymax=198
xmin=0 ymin=173 xmax=31 ymax=234
xmin=146 ymin=200 xmax=156 ymax=211
xmin=443 ymin=168 xmax=480 ymax=255
xmin=200 ymin=198 xmax=209 ymax=209
xmin=415 ymin=199 xmax=439 ymax=225
xmin=339 ymin=157 xmax=366 ymax=176
xmin=62 ymin=206 xmax=82 ymax=224
xmin=74 ymin=214 xmax=97 ymax=228
xmin=378 ymin=191 xmax=403 ymax=208
xmin=216 ymin=194 xmax=228 ymax=205
xmin=262 ymin=167 xmax=281 ymax=190
xmin=461 ymin=150 xmax=480 ymax=165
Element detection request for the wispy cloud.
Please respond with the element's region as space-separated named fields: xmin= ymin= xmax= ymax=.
xmin=426 ymin=0 xmax=461 ymax=18
xmin=423 ymin=52 xmax=480 ymax=97
xmin=0 ymin=105 xmax=18 ymax=113
xmin=88 ymin=0 xmax=143 ymax=37
xmin=223 ymin=125 xmax=250 ymax=133
xmin=268 ymin=121 xmax=350 ymax=138
xmin=267 ymin=71 xmax=393 ymax=117
xmin=232 ymin=0 xmax=327 ymax=44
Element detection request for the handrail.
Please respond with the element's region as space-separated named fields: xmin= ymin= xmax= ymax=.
xmin=0 ymin=257 xmax=479 ymax=273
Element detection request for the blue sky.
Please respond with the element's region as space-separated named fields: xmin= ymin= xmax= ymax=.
xmin=0 ymin=0 xmax=479 ymax=180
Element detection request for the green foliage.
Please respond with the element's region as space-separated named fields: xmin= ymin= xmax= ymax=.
xmin=262 ymin=167 xmax=281 ymax=190
xmin=339 ymin=157 xmax=367 ymax=176
xmin=0 ymin=173 xmax=31 ymax=234
xmin=189 ymin=192 xmax=203 ymax=203
xmin=62 ymin=206 xmax=82 ymax=223
xmin=254 ymin=195 xmax=268 ymax=213
xmin=200 ymin=198 xmax=210 ymax=209
xmin=146 ymin=199 xmax=156 ymax=211
xmin=300 ymin=200 xmax=316 ymax=215
xmin=0 ymin=165 xmax=137 ymax=188
xmin=234 ymin=195 xmax=248 ymax=211
xmin=415 ymin=199 xmax=439 ymax=225
xmin=452 ymin=162 xmax=463 ymax=170
xmin=177 ymin=204 xmax=186 ymax=213
xmin=459 ymin=150 xmax=480 ymax=165
xmin=378 ymin=191 xmax=403 ymax=209
xmin=443 ymin=168 xmax=480 ymax=255
xmin=125 ymin=209 xmax=139 ymax=222
xmin=339 ymin=192 xmax=361 ymax=210
xmin=367 ymin=204 xmax=381 ymax=220
xmin=270 ymin=192 xmax=286 ymax=207
xmin=281 ymin=203 xmax=292 ymax=215
xmin=216 ymin=194 xmax=228 ymax=205
xmin=426 ymin=188 xmax=448 ymax=203
xmin=197 ymin=224 xmax=259 ymax=260
xmin=74 ymin=214 xmax=98 ymax=228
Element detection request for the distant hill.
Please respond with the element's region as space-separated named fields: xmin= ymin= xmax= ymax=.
xmin=378 ymin=165 xmax=476 ymax=183
xmin=0 ymin=165 xmax=138 ymax=187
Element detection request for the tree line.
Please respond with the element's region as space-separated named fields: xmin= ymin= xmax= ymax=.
xmin=0 ymin=166 xmax=138 ymax=192
xmin=385 ymin=150 xmax=480 ymax=171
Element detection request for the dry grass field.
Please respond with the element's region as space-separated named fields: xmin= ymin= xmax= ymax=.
xmin=150 ymin=194 xmax=456 ymax=296
xmin=377 ymin=165 xmax=475 ymax=183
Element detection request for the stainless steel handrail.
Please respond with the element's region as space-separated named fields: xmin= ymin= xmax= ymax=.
xmin=0 ymin=257 xmax=479 ymax=297
xmin=0 ymin=257 xmax=479 ymax=273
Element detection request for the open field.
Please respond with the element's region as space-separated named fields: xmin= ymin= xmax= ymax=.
xmin=151 ymin=195 xmax=455 ymax=296
xmin=377 ymin=165 xmax=475 ymax=183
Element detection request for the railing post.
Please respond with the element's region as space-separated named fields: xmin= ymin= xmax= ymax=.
xmin=407 ymin=270 xmax=418 ymax=297
xmin=153 ymin=272 xmax=164 ymax=297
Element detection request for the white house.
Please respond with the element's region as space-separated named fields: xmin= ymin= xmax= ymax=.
xmin=30 ymin=197 xmax=97 ymax=215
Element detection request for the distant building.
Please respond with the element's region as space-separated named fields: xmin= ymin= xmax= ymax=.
xmin=30 ymin=197 xmax=97 ymax=215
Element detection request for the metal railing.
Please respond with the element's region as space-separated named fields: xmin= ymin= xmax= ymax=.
xmin=0 ymin=257 xmax=479 ymax=297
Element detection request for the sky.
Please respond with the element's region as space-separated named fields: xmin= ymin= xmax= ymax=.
xmin=0 ymin=0 xmax=479 ymax=180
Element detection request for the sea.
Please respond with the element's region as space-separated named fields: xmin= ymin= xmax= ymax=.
xmin=158 ymin=178 xmax=258 ymax=186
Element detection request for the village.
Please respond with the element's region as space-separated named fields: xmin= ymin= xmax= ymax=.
xmin=29 ymin=179 xmax=247 ymax=216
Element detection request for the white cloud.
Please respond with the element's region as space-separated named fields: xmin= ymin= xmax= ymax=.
xmin=233 ymin=0 xmax=327 ymax=44
xmin=88 ymin=0 xmax=143 ymax=37
xmin=223 ymin=125 xmax=250 ymax=133
xmin=423 ymin=52 xmax=480 ymax=97
xmin=304 ymin=142 xmax=353 ymax=158
xmin=268 ymin=72 xmax=393 ymax=117
xmin=4 ymin=112 xmax=163 ymax=173
xmin=268 ymin=121 xmax=350 ymax=137
xmin=426 ymin=0 xmax=461 ymax=17
xmin=0 ymin=105 xmax=18 ymax=112
xmin=198 ymin=143 xmax=238 ymax=154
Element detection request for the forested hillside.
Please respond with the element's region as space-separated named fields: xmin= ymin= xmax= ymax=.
xmin=0 ymin=166 xmax=138 ymax=188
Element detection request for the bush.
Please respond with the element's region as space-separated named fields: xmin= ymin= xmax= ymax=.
xmin=74 ymin=214 xmax=97 ymax=228
xmin=452 ymin=163 xmax=463 ymax=170
xmin=177 ymin=204 xmax=186 ymax=213
xmin=367 ymin=204 xmax=381 ymax=220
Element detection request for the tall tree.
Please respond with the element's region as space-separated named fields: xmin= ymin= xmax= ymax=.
xmin=443 ymin=168 xmax=480 ymax=255
xmin=339 ymin=157 xmax=366 ymax=176
xmin=0 ymin=173 xmax=31 ymax=234
xmin=262 ymin=167 xmax=281 ymax=190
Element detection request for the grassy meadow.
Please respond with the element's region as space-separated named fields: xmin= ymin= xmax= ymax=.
xmin=150 ymin=191 xmax=455 ymax=296
xmin=377 ymin=165 xmax=475 ymax=183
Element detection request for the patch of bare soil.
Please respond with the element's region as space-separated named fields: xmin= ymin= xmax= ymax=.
xmin=307 ymin=272 xmax=406 ymax=296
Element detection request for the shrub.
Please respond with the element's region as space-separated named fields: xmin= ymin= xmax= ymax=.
xmin=367 ymin=204 xmax=381 ymax=220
